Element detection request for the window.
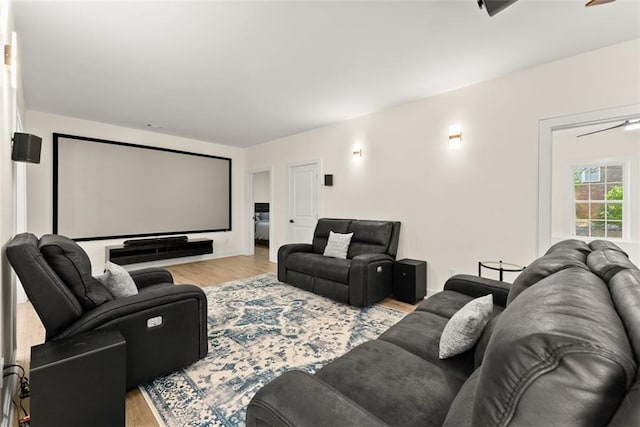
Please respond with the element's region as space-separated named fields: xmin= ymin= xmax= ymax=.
xmin=578 ymin=167 xmax=601 ymax=183
xmin=573 ymin=164 xmax=624 ymax=238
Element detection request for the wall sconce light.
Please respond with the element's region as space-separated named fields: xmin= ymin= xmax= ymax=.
xmin=5 ymin=32 xmax=18 ymax=88
xmin=449 ymin=125 xmax=462 ymax=149
xmin=3 ymin=43 xmax=10 ymax=66
xmin=352 ymin=145 xmax=362 ymax=158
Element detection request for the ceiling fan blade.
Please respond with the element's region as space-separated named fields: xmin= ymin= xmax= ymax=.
xmin=576 ymin=122 xmax=626 ymax=138
xmin=585 ymin=0 xmax=616 ymax=7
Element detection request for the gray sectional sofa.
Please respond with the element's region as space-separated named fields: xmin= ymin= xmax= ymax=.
xmin=278 ymin=218 xmax=401 ymax=306
xmin=247 ymin=239 xmax=640 ymax=426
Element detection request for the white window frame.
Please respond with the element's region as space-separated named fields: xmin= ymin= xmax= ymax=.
xmin=569 ymin=159 xmax=630 ymax=241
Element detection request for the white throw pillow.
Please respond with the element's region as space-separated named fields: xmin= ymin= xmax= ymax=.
xmin=323 ymin=231 xmax=354 ymax=259
xmin=439 ymin=294 xmax=493 ymax=359
xmin=96 ymin=261 xmax=138 ymax=298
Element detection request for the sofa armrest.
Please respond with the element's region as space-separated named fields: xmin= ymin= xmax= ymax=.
xmin=444 ymin=274 xmax=510 ymax=307
xmin=53 ymin=283 xmax=208 ymax=389
xmin=247 ymin=371 xmax=388 ymax=427
xmin=352 ymin=253 xmax=394 ymax=264
xmin=349 ymin=254 xmax=394 ymax=307
xmin=129 ymin=267 xmax=174 ymax=289
xmin=53 ymin=284 xmax=206 ymax=340
xmin=278 ymin=243 xmax=313 ymax=282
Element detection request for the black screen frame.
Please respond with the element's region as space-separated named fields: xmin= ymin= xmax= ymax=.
xmin=53 ymin=133 xmax=232 ymax=241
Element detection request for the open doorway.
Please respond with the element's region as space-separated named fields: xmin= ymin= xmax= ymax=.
xmin=247 ymin=169 xmax=272 ymax=260
xmin=538 ymin=103 xmax=640 ymax=261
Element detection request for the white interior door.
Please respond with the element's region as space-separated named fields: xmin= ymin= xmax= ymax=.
xmin=288 ymin=162 xmax=319 ymax=243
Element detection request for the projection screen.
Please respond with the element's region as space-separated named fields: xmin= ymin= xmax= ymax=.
xmin=54 ymin=134 xmax=232 ymax=241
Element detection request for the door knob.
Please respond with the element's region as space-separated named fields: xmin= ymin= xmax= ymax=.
xmin=289 ymin=219 xmax=294 ymax=223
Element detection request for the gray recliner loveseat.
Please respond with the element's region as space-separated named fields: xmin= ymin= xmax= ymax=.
xmin=278 ymin=218 xmax=401 ymax=307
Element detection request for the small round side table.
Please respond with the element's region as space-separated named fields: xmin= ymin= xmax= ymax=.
xmin=478 ymin=260 xmax=525 ymax=281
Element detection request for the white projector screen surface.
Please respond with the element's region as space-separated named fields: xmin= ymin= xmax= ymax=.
xmin=54 ymin=134 xmax=231 ymax=240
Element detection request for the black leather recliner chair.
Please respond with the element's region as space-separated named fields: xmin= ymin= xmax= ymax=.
xmin=7 ymin=233 xmax=208 ymax=389
xmin=278 ymin=218 xmax=401 ymax=307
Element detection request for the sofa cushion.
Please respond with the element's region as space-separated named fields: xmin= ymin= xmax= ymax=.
xmin=316 ymin=340 xmax=466 ymax=427
xmin=589 ymin=239 xmax=628 ymax=256
xmin=311 ymin=219 xmax=352 ymax=254
xmin=607 ymin=271 xmax=640 ymax=426
xmin=315 ymin=278 xmax=348 ymax=303
xmin=507 ymin=252 xmax=588 ymax=304
xmin=439 ymin=294 xmax=493 ymax=359
xmin=442 ymin=369 xmax=480 ymax=427
xmin=415 ymin=290 xmax=474 ymax=318
xmin=587 ymin=249 xmax=637 ymax=283
xmin=313 ymin=256 xmax=351 ymax=283
xmin=378 ymin=310 xmax=475 ymax=380
xmin=347 ymin=220 xmax=393 ymax=258
xmin=609 ymin=379 xmax=640 ymax=427
xmin=473 ymin=313 xmax=501 ymax=368
xmin=286 ymin=252 xmax=317 ymax=275
xmin=545 ymin=239 xmax=591 ymax=255
xmin=609 ymin=269 xmax=640 ymax=360
xmin=39 ymin=234 xmax=114 ymax=310
xmin=473 ymin=268 xmax=636 ymax=426
xmin=286 ymin=270 xmax=314 ymax=293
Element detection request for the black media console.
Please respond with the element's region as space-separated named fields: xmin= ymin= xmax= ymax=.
xmin=106 ymin=237 xmax=213 ymax=265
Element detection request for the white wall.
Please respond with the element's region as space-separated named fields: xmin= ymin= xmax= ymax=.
xmin=25 ymin=111 xmax=247 ymax=275
xmin=253 ymin=171 xmax=271 ymax=203
xmin=1 ymin=0 xmax=24 ymax=421
xmin=246 ymin=39 xmax=640 ymax=291
xmin=21 ymin=40 xmax=640 ymax=291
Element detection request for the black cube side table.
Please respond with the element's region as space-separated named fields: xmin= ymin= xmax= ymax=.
xmin=393 ymin=259 xmax=427 ymax=304
xmin=30 ymin=330 xmax=126 ymax=427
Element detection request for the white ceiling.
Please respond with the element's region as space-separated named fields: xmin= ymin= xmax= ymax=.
xmin=12 ymin=1 xmax=640 ymax=147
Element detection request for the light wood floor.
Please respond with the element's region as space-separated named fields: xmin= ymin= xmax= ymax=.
xmin=15 ymin=246 xmax=416 ymax=426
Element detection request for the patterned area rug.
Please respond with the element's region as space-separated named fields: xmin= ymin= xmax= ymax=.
xmin=140 ymin=273 xmax=405 ymax=427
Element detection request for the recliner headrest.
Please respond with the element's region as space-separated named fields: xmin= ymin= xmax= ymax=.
xmin=587 ymin=249 xmax=636 ymax=283
xmin=39 ymin=234 xmax=113 ymax=310
xmin=507 ymin=251 xmax=588 ymax=305
xmin=545 ymin=239 xmax=591 ymax=255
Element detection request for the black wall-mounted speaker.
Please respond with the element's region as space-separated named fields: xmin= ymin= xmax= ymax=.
xmin=478 ymin=0 xmax=518 ymax=16
xmin=324 ymin=174 xmax=333 ymax=186
xmin=12 ymin=132 xmax=42 ymax=163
